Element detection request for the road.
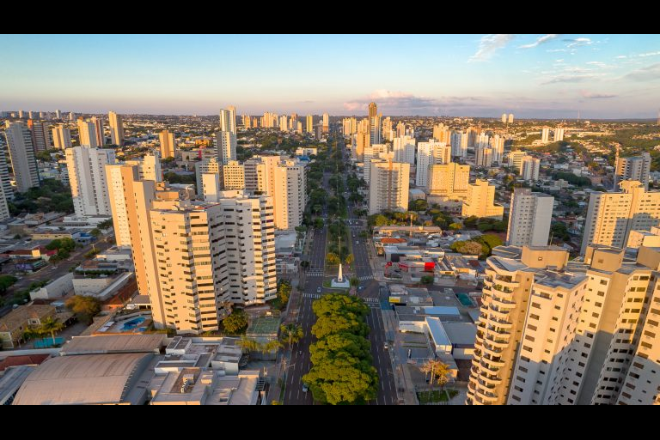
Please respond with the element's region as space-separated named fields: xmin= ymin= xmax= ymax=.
xmin=3 ymin=239 xmax=114 ymax=299
xmin=283 ymin=134 xmax=397 ymax=405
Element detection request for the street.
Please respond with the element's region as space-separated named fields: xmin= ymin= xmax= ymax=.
xmin=283 ymin=134 xmax=398 ymax=405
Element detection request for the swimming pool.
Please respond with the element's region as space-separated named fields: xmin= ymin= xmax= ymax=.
xmin=121 ymin=317 xmax=146 ymax=332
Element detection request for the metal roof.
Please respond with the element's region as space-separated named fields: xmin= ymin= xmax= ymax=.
xmin=61 ymin=334 xmax=166 ymax=356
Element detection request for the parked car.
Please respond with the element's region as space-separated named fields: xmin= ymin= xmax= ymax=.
xmin=302 ymin=383 xmax=309 ymax=393
xmin=317 ymin=287 xmax=322 ymax=293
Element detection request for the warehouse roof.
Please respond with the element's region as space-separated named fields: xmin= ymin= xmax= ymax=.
xmin=13 ymin=353 xmax=152 ymax=405
xmin=61 ymin=334 xmax=166 ymax=356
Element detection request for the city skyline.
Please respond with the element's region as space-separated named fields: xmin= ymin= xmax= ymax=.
xmin=2 ymin=34 xmax=660 ymax=118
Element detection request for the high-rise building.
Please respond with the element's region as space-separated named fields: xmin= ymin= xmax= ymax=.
xmin=52 ymin=125 xmax=72 ymax=149
xmin=127 ymin=151 xmax=162 ymax=183
xmin=77 ymin=119 xmax=99 ymax=148
xmin=219 ymin=194 xmax=277 ymax=305
xmin=222 ymin=161 xmax=245 ymax=190
xmin=322 ymin=113 xmax=329 ymax=133
xmin=521 ymin=156 xmax=541 ymax=181
xmin=427 ymin=163 xmax=471 ymax=200
xmin=541 ymin=127 xmax=550 ymax=144
xmin=0 ymin=172 xmax=10 ymax=221
xmin=66 ymin=146 xmax=116 ymax=217
xmin=370 ymin=114 xmax=381 ymax=145
xmin=27 ymin=120 xmax=52 ymax=153
xmin=450 ymin=131 xmax=468 ymax=158
xmin=476 ymin=132 xmax=489 ymax=150
xmin=476 ymin=147 xmax=494 ymax=168
xmin=4 ymin=121 xmax=39 ymax=193
xmin=306 ymin=115 xmax=314 ymax=133
xmin=489 ymin=134 xmax=505 ymax=164
xmin=508 ymin=150 xmax=527 ymax=170
xmin=467 ymin=246 xmax=572 ymax=405
xmin=0 ymin=148 xmax=14 ymax=202
xmin=433 ymin=123 xmax=451 ymax=144
xmin=396 ymin=122 xmax=407 ymax=138
xmin=615 ymin=152 xmax=651 ymax=191
xmin=220 ymin=106 xmax=237 ymax=134
xmin=581 ymin=180 xmax=660 ymax=255
xmin=195 ymin=158 xmax=221 ymax=197
xmin=108 ymin=111 xmax=125 ymax=145
xmin=356 ymin=118 xmax=371 ymax=161
xmin=554 ymin=126 xmax=565 ymax=142
xmin=467 ymin=127 xmax=478 ymax=149
xmin=216 ymin=131 xmax=237 ymax=165
xmin=159 ymin=130 xmax=176 ymax=159
xmin=279 ymin=115 xmax=288 ymax=132
xmin=369 ymin=160 xmax=410 ymax=215
xmin=363 ymin=144 xmax=390 ymax=184
xmin=470 ymin=245 xmax=660 ymax=406
xmin=502 ymin=113 xmax=507 ymax=124
xmin=106 ymin=164 xmax=139 ymax=247
xmin=342 ymin=117 xmax=357 ymax=136
xmin=91 ymin=117 xmax=105 ymax=146
xmin=392 ymin=136 xmax=416 ymax=165
xmin=242 ymin=115 xmax=251 ymax=129
xmin=273 ymin=159 xmax=307 ymax=231
xmin=462 ymin=179 xmax=504 ymax=220
xmin=507 ymin=188 xmax=555 ymax=247
xmin=368 ymin=102 xmax=378 ymax=120
xmin=55 ymin=109 xmax=62 ymax=120
xmin=416 ymin=141 xmax=451 ymax=188
xmin=508 ymin=114 xmax=514 ymax=124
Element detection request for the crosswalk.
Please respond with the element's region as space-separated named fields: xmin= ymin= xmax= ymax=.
xmin=302 ymin=293 xmax=323 ymax=299
xmin=307 ymin=270 xmax=324 ymax=277
xmin=357 ymin=275 xmax=374 ymax=281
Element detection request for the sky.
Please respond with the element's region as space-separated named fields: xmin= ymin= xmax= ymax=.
xmin=2 ymin=34 xmax=660 ymax=119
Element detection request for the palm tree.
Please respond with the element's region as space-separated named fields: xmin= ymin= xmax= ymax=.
xmin=38 ymin=317 xmax=65 ymax=345
xmin=420 ymin=360 xmax=451 ymax=404
xmin=238 ymin=336 xmax=259 ymax=354
xmin=280 ymin=324 xmax=304 ymax=350
xmin=22 ymin=327 xmax=44 ymax=345
xmin=350 ymin=277 xmax=360 ymax=288
xmin=259 ymin=340 xmax=283 ymax=361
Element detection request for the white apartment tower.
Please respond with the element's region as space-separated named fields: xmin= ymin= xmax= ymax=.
xmin=462 ymin=180 xmax=504 ymax=220
xmin=216 ymin=131 xmax=237 ymax=165
xmin=393 ymin=136 xmax=417 ymax=166
xmin=581 ymin=180 xmax=660 ymax=255
xmin=222 ymin=161 xmax=245 ymax=190
xmin=507 ymin=188 xmax=555 ymax=247
xmin=220 ymin=106 xmax=237 ymax=134
xmin=273 ymin=160 xmax=307 ymax=231
xmin=52 ymin=125 xmax=72 ymax=149
xmin=66 ymin=146 xmax=116 ymax=217
xmin=108 ymin=111 xmax=125 ymax=145
xmin=369 ymin=160 xmax=410 ymax=215
xmin=28 ymin=120 xmax=52 ymax=153
xmin=541 ymin=127 xmax=550 ymax=144
xmin=427 ymin=163 xmax=471 ymax=200
xmin=4 ymin=121 xmax=39 ymax=193
xmin=77 ymin=119 xmax=99 ymax=148
xmin=219 ymin=194 xmax=277 ymax=305
xmin=521 ymin=156 xmax=541 ymax=181
xmin=416 ymin=141 xmax=450 ymax=188
xmin=615 ymin=152 xmax=651 ymax=191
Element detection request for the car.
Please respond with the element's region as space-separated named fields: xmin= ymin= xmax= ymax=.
xmin=384 ymin=343 xmax=389 ymax=350
xmin=302 ymin=383 xmax=309 ymax=393
xmin=358 ymin=286 xmax=364 ymax=291
xmin=317 ymin=287 xmax=322 ymax=293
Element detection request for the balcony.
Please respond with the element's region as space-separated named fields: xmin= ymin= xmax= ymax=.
xmin=486 ymin=318 xmax=513 ymax=331
xmin=492 ymin=296 xmax=517 ymax=309
xmin=481 ymin=356 xmax=506 ymax=369
xmin=478 ymin=374 xmax=501 ymax=387
xmin=475 ymin=389 xmax=500 ymax=404
xmin=484 ymin=333 xmax=510 ymax=349
xmin=483 ymin=345 xmax=505 ymax=358
xmin=488 ymin=308 xmax=510 ymax=322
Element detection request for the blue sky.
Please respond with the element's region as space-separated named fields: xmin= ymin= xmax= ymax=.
xmin=1 ymin=34 xmax=660 ymax=118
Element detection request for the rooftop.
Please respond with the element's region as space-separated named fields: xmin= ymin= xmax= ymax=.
xmin=61 ymin=334 xmax=166 ymax=356
xmin=0 ymin=354 xmax=50 ymax=372
xmin=0 ymin=304 xmax=55 ymax=334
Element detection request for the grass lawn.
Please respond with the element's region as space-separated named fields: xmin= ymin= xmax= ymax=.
xmin=417 ymin=389 xmax=459 ymax=404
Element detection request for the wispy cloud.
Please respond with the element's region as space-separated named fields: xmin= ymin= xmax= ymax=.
xmin=564 ymin=38 xmax=592 ymax=48
xmin=344 ymin=90 xmax=439 ymax=112
xmin=542 ymin=73 xmax=600 ymax=85
xmin=580 ymin=90 xmax=617 ymax=99
xmin=469 ymin=34 xmax=515 ymax=62
xmin=638 ymin=51 xmax=660 ymax=58
xmin=519 ymin=34 xmax=562 ymax=49
xmin=624 ymin=63 xmax=660 ymax=81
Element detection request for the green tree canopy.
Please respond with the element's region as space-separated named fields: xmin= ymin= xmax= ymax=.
xmin=303 ymin=357 xmax=379 ymax=405
xmin=65 ymin=295 xmax=101 ymax=324
xmin=223 ymin=310 xmax=249 ymax=334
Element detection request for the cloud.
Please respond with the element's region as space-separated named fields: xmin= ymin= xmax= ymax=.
xmin=638 ymin=51 xmax=660 ymax=57
xmin=624 ymin=63 xmax=660 ymax=81
xmin=469 ymin=34 xmax=515 ymax=62
xmin=580 ymin=90 xmax=617 ymax=99
xmin=616 ymin=55 xmax=628 ymax=59
xmin=519 ymin=34 xmax=562 ymax=49
xmin=344 ymin=90 xmax=441 ymax=112
xmin=563 ymin=38 xmax=592 ymax=48
xmin=542 ymin=73 xmax=600 ymax=85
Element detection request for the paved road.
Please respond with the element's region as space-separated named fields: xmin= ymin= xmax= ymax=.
xmin=3 ymin=239 xmax=114 ymax=299
xmin=283 ymin=134 xmax=397 ymax=405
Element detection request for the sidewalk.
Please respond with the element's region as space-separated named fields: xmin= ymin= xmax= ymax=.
xmin=382 ymin=309 xmax=418 ymax=405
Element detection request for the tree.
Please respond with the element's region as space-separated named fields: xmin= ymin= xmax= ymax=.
xmin=368 ymin=214 xmax=389 ymax=229
xmin=477 ymin=234 xmax=504 ymax=252
xmin=277 ymin=281 xmax=293 ymax=305
xmin=223 ymin=310 xmax=249 ymax=334
xmin=326 ymin=253 xmax=341 ymax=265
xmin=463 ymin=216 xmax=479 ymax=228
xmin=303 ymin=357 xmax=379 ymax=405
xmin=451 ymin=241 xmax=485 ymax=256
xmin=345 ymin=254 xmax=354 ymax=266
xmin=449 ymin=223 xmax=463 ymax=231
xmin=65 ymin=295 xmax=101 ymax=324
xmin=36 ymin=317 xmax=65 ymax=345
xmin=90 ymin=228 xmax=102 ymax=239
xmin=421 ymin=275 xmax=434 ymax=285
xmin=238 ymin=335 xmax=259 ymax=353
xmin=98 ymin=219 xmax=114 ymax=230
xmin=312 ymin=315 xmax=369 ymax=340
xmin=420 ymin=360 xmax=451 ymax=404
xmin=280 ymin=324 xmax=304 ymax=349
xmin=350 ymin=277 xmax=360 ymax=288
xmin=0 ymin=275 xmax=18 ymax=294
xmin=310 ymin=332 xmax=372 ymax=365
xmin=300 ymin=261 xmax=311 ymax=271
